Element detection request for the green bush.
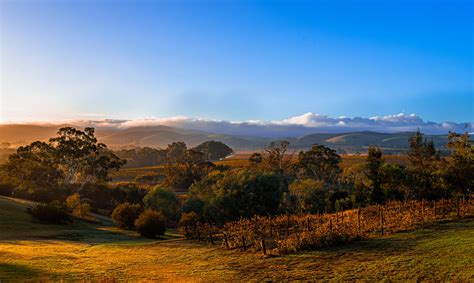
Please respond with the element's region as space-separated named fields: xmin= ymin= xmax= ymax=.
xmin=134 ymin=210 xmax=166 ymax=238
xmin=143 ymin=186 xmax=178 ymax=221
xmin=28 ymin=201 xmax=72 ymax=224
xmin=111 ymin=202 xmax=142 ymax=230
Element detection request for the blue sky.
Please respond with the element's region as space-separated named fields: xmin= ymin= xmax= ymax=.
xmin=1 ymin=0 xmax=473 ymax=123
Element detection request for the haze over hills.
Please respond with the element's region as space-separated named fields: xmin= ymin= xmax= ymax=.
xmin=0 ymin=122 xmax=455 ymax=153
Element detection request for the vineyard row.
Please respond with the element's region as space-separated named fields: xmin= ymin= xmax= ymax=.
xmin=181 ymin=198 xmax=474 ymax=255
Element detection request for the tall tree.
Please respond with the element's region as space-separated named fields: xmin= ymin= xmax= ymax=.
xmin=365 ymin=146 xmax=384 ymax=204
xmin=295 ymin=144 xmax=341 ymax=184
xmin=407 ymin=130 xmax=441 ymax=199
xmin=49 ymin=127 xmax=125 ymax=190
xmin=164 ymin=142 xmax=213 ymax=191
xmin=264 ymin=140 xmax=293 ymax=175
xmin=3 ymin=127 xmax=125 ymax=194
xmin=443 ymin=131 xmax=473 ymax=197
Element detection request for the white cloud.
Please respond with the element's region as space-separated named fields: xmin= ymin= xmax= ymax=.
xmin=2 ymin=113 xmax=471 ymax=137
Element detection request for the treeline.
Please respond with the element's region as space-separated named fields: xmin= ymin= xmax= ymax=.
xmin=114 ymin=140 xmax=233 ymax=168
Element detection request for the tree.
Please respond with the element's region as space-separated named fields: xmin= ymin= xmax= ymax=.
xmin=134 ymin=210 xmax=166 ymax=238
xmin=49 ymin=127 xmax=125 ymax=191
xmin=111 ymin=202 xmax=143 ymax=230
xmin=341 ymin=164 xmax=370 ymax=207
xmin=114 ymin=147 xmax=167 ymax=168
xmin=193 ymin=141 xmax=233 ymax=161
xmin=407 ymin=130 xmax=441 ymax=199
xmin=443 ymin=131 xmax=473 ymax=197
xmin=2 ymin=127 xmax=126 ymax=198
xmin=188 ymin=169 xmax=285 ymax=224
xmin=365 ymin=146 xmax=384 ymax=204
xmin=295 ymin=144 xmax=341 ymax=184
xmin=288 ymin=179 xmax=328 ymax=214
xmin=143 ymin=186 xmax=179 ymax=221
xmin=164 ymin=142 xmax=213 ymax=191
xmin=248 ymin=152 xmax=263 ymax=165
xmin=380 ymin=163 xmax=409 ymax=201
xmin=264 ymin=141 xmax=292 ymax=173
xmin=3 ymin=141 xmax=63 ymax=197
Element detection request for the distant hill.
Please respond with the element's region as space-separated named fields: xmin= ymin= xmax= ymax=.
xmin=0 ymin=124 xmax=450 ymax=153
xmin=289 ymin=131 xmax=449 ymax=153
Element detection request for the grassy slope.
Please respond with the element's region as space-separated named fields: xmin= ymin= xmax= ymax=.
xmin=0 ymin=196 xmax=473 ymax=281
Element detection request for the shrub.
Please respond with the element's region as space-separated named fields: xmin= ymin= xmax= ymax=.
xmin=28 ymin=201 xmax=72 ymax=224
xmin=0 ymin=183 xmax=13 ymax=196
xmin=134 ymin=210 xmax=166 ymax=238
xmin=144 ymin=186 xmax=178 ymax=221
xmin=66 ymin=193 xmax=92 ymax=219
xmin=111 ymin=202 xmax=142 ymax=230
xmin=178 ymin=211 xmax=199 ymax=228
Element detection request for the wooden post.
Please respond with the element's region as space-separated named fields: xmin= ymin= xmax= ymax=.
xmin=307 ymin=218 xmax=311 ymax=231
xmin=269 ymin=221 xmax=273 ymax=250
xmin=242 ymin=235 xmax=247 ymax=251
xmin=433 ymin=200 xmax=437 ymax=219
xmin=329 ymin=218 xmax=333 ymax=232
xmin=421 ymin=199 xmax=424 ymax=226
xmin=224 ymin=233 xmax=230 ymax=249
xmin=286 ymin=214 xmax=290 ymax=238
xmin=336 ymin=210 xmax=339 ymax=223
xmin=457 ymin=199 xmax=460 ymax=220
xmin=197 ymin=227 xmax=201 ymax=241
xmin=441 ymin=198 xmax=445 ymax=218
xmin=261 ymin=236 xmax=267 ymax=256
xmin=209 ymin=230 xmax=214 ymax=245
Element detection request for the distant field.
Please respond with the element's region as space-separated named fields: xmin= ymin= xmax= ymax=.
xmin=0 ymin=196 xmax=472 ymax=281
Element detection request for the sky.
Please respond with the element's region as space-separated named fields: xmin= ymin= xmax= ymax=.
xmin=0 ymin=0 xmax=473 ymax=126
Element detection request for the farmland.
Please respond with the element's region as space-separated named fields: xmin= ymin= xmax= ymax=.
xmin=0 ymin=196 xmax=473 ymax=281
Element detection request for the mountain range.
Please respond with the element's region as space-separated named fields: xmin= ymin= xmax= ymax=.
xmin=0 ymin=123 xmax=452 ymax=153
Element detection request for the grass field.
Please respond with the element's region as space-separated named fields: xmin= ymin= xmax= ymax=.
xmin=0 ymin=196 xmax=473 ymax=281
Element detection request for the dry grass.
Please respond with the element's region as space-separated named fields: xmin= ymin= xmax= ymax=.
xmin=0 ymin=196 xmax=473 ymax=281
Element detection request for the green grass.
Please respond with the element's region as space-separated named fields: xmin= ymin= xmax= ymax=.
xmin=0 ymin=196 xmax=473 ymax=281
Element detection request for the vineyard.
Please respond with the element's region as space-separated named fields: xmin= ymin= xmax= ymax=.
xmin=182 ymin=198 xmax=474 ymax=255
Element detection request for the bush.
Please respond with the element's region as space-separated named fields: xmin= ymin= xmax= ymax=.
xmin=66 ymin=193 xmax=92 ymax=218
xmin=28 ymin=201 xmax=72 ymax=224
xmin=143 ymin=186 xmax=178 ymax=221
xmin=134 ymin=210 xmax=166 ymax=238
xmin=111 ymin=202 xmax=142 ymax=230
xmin=178 ymin=211 xmax=199 ymax=228
xmin=0 ymin=183 xmax=13 ymax=196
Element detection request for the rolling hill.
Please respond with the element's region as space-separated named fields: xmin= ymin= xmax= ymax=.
xmin=0 ymin=124 xmax=450 ymax=153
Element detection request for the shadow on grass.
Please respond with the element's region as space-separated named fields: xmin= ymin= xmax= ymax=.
xmin=306 ymin=219 xmax=473 ymax=258
xmin=1 ymin=219 xmax=183 ymax=245
xmin=0 ymin=263 xmax=48 ymax=279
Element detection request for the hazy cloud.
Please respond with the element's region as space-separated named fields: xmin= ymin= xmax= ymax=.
xmin=88 ymin=112 xmax=472 ymax=137
xmin=3 ymin=113 xmax=471 ymax=138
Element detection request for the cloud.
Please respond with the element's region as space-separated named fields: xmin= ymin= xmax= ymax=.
xmin=89 ymin=112 xmax=471 ymax=137
xmin=2 ymin=113 xmax=471 ymax=138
